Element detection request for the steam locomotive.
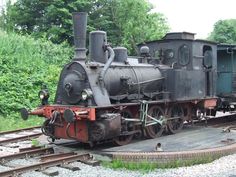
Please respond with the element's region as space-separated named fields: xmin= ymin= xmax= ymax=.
xmin=21 ymin=12 xmax=218 ymax=146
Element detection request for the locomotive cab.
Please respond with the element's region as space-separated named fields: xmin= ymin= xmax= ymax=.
xmin=138 ymin=32 xmax=218 ymax=102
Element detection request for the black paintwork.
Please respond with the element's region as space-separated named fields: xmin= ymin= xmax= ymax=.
xmin=138 ymin=32 xmax=217 ymax=101
xmin=54 ymin=31 xmax=217 ymax=108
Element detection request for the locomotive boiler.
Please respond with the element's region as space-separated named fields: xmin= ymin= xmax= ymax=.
xmin=21 ymin=12 xmax=218 ymax=146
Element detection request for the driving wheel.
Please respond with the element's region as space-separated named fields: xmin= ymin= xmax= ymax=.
xmin=167 ymin=105 xmax=184 ymax=134
xmin=145 ymin=105 xmax=165 ymax=138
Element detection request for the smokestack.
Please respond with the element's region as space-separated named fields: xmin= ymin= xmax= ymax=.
xmin=72 ymin=12 xmax=87 ymax=60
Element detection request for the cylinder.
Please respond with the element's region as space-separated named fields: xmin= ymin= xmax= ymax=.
xmin=114 ymin=47 xmax=128 ymax=62
xmin=72 ymin=12 xmax=87 ymax=59
xmin=89 ymin=31 xmax=108 ymax=63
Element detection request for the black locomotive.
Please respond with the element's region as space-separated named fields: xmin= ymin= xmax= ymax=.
xmin=21 ymin=12 xmax=218 ymax=146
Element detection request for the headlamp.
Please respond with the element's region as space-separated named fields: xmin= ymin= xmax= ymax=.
xmin=38 ymin=89 xmax=49 ymax=105
xmin=38 ymin=90 xmax=49 ymax=100
xmin=81 ymin=89 xmax=93 ymax=101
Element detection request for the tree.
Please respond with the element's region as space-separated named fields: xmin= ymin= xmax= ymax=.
xmin=0 ymin=31 xmax=73 ymax=115
xmin=2 ymin=0 xmax=94 ymax=44
xmin=108 ymin=0 xmax=169 ymax=54
xmin=2 ymin=0 xmax=169 ymax=54
xmin=208 ymin=19 xmax=236 ymax=44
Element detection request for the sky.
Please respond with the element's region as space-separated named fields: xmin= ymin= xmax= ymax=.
xmin=149 ymin=0 xmax=236 ymax=39
xmin=0 ymin=0 xmax=235 ymax=39
xmin=0 ymin=0 xmax=6 ymax=9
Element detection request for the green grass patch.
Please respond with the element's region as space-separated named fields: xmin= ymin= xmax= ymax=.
xmin=102 ymin=155 xmax=220 ymax=172
xmin=31 ymin=138 xmax=41 ymax=147
xmin=102 ymin=160 xmax=157 ymax=172
xmin=0 ymin=113 xmax=44 ymax=132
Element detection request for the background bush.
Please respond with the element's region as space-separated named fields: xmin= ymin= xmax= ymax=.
xmin=0 ymin=31 xmax=73 ymax=130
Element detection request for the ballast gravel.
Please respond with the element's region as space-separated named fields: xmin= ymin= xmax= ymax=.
xmin=20 ymin=153 xmax=236 ymax=177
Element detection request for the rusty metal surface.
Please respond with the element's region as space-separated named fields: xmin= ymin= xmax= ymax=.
xmin=0 ymin=132 xmax=43 ymax=145
xmin=40 ymin=152 xmax=76 ymax=162
xmin=19 ymin=146 xmax=42 ymax=152
xmin=0 ymin=153 xmax=90 ymax=177
xmin=108 ymin=142 xmax=236 ymax=162
xmin=0 ymin=147 xmax=54 ymax=162
xmin=0 ymin=126 xmax=41 ymax=135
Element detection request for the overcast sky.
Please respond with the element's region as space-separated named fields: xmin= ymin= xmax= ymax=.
xmin=1 ymin=0 xmax=235 ymax=39
xmin=149 ymin=0 xmax=236 ymax=39
xmin=0 ymin=0 xmax=4 ymax=9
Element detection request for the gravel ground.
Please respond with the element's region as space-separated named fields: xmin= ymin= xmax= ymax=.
xmin=19 ymin=153 xmax=236 ymax=177
xmin=0 ymin=140 xmax=32 ymax=156
xmin=6 ymin=158 xmax=39 ymax=167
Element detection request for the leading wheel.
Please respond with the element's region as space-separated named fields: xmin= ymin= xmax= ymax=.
xmin=114 ymin=110 xmax=134 ymax=146
xmin=167 ymin=105 xmax=184 ymax=134
xmin=145 ymin=105 xmax=165 ymax=138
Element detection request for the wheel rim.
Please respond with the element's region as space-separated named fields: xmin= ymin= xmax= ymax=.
xmin=114 ymin=111 xmax=134 ymax=146
xmin=167 ymin=105 xmax=184 ymax=134
xmin=145 ymin=106 xmax=164 ymax=138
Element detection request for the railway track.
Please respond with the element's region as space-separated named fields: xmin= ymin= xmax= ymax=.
xmin=0 ymin=126 xmax=100 ymax=176
xmin=0 ymin=147 xmax=54 ymax=163
xmin=208 ymin=114 xmax=236 ymax=129
xmin=0 ymin=146 xmax=97 ymax=177
xmin=0 ymin=126 xmax=42 ymax=145
xmin=0 ymin=115 xmax=234 ymax=175
xmin=0 ymin=126 xmax=41 ymax=136
xmin=193 ymin=113 xmax=236 ymax=131
xmin=0 ymin=153 xmax=91 ymax=176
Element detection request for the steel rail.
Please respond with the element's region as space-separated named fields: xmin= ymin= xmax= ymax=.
xmin=0 ymin=126 xmax=41 ymax=135
xmin=211 ymin=120 xmax=236 ymax=128
xmin=19 ymin=146 xmax=42 ymax=152
xmin=0 ymin=147 xmax=54 ymax=163
xmin=40 ymin=152 xmax=76 ymax=162
xmin=0 ymin=153 xmax=91 ymax=177
xmin=0 ymin=132 xmax=43 ymax=145
xmin=194 ymin=114 xmax=235 ymax=128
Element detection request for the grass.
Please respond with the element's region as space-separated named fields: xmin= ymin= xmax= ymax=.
xmin=102 ymin=155 xmax=219 ymax=172
xmin=0 ymin=113 xmax=44 ymax=132
xmin=103 ymin=160 xmax=157 ymax=172
xmin=31 ymin=138 xmax=41 ymax=147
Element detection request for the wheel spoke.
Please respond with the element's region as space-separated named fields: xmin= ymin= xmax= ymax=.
xmin=167 ymin=105 xmax=184 ymax=134
xmin=145 ymin=106 xmax=164 ymax=138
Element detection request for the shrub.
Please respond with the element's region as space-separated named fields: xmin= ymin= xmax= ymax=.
xmin=0 ymin=31 xmax=73 ymax=130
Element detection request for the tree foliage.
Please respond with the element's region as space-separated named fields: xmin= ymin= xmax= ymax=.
xmin=108 ymin=0 xmax=169 ymax=53
xmin=208 ymin=19 xmax=236 ymax=44
xmin=0 ymin=30 xmax=73 ymax=116
xmin=1 ymin=0 xmax=169 ymax=54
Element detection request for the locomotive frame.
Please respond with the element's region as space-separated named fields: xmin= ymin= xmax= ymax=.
xmin=21 ymin=12 xmax=217 ymax=146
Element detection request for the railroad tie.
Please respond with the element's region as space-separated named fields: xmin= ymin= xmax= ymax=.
xmin=41 ymin=168 xmax=59 ymax=176
xmin=61 ymin=164 xmax=81 ymax=171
